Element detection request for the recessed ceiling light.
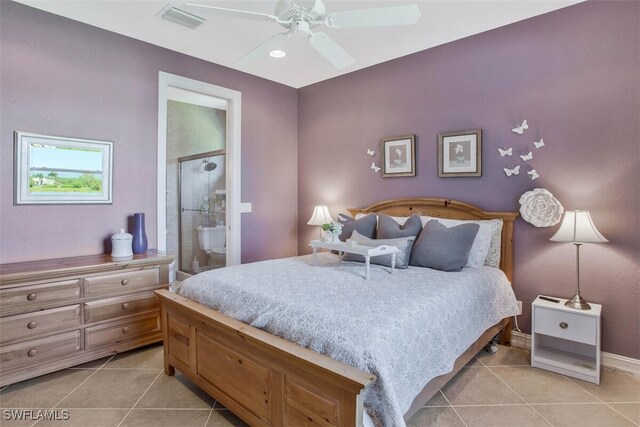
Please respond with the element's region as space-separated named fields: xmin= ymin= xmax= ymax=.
xmin=269 ymin=50 xmax=286 ymax=58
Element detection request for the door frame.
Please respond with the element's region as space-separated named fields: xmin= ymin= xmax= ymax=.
xmin=157 ymin=72 xmax=241 ymax=274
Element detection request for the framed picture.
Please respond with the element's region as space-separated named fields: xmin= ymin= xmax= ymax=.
xmin=14 ymin=131 xmax=113 ymax=205
xmin=438 ymin=129 xmax=482 ymax=177
xmin=382 ymin=134 xmax=416 ymax=177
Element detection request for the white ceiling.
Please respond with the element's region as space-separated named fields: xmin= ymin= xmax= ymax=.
xmin=16 ymin=1 xmax=583 ymax=88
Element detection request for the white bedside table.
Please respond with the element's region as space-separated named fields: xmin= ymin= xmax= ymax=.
xmin=309 ymin=240 xmax=400 ymax=280
xmin=531 ymin=295 xmax=601 ymax=384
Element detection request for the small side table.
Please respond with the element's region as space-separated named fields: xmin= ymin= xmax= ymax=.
xmin=531 ymin=295 xmax=601 ymax=384
xmin=309 ymin=240 xmax=400 ymax=280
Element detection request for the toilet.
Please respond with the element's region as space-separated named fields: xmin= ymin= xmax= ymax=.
xmin=197 ymin=225 xmax=226 ymax=269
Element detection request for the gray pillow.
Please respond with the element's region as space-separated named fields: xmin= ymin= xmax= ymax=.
xmin=377 ymin=214 xmax=422 ymax=239
xmin=409 ymin=220 xmax=480 ymax=272
xmin=343 ymin=230 xmax=415 ymax=269
xmin=337 ymin=213 xmax=377 ymax=241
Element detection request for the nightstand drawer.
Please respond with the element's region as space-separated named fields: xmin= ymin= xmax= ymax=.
xmin=0 ymin=280 xmax=81 ymax=315
xmin=0 ymin=305 xmax=82 ymax=343
xmin=85 ymin=268 xmax=159 ymax=298
xmin=85 ymin=292 xmax=159 ymax=323
xmin=0 ymin=331 xmax=81 ymax=373
xmin=534 ymin=306 xmax=597 ymax=345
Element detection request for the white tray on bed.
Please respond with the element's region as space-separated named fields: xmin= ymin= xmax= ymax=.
xmin=309 ymin=239 xmax=400 ymax=279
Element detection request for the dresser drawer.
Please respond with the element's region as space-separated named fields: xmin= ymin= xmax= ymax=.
xmin=0 ymin=305 xmax=82 ymax=343
xmin=84 ymin=268 xmax=159 ymax=298
xmin=0 ymin=280 xmax=81 ymax=315
xmin=85 ymin=313 xmax=160 ymax=350
xmin=0 ymin=331 xmax=81 ymax=373
xmin=85 ymin=292 xmax=159 ymax=323
xmin=534 ymin=306 xmax=597 ymax=345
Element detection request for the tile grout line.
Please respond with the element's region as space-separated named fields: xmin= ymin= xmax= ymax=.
xmin=51 ymin=354 xmax=117 ymax=410
xmin=116 ymin=370 xmax=163 ymax=427
xmin=439 ymin=388 xmax=469 ymax=427
xmin=565 ymin=376 xmax=640 ymax=426
xmin=29 ymin=354 xmax=119 ymax=426
xmin=202 ymin=408 xmax=214 ymax=427
xmin=479 ymin=361 xmax=554 ymax=426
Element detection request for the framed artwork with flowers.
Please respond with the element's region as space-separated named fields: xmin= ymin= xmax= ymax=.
xmin=382 ymin=134 xmax=416 ymax=177
xmin=438 ymin=129 xmax=482 ymax=177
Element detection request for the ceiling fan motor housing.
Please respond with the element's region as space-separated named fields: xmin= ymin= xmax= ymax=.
xmin=291 ymin=20 xmax=311 ymax=35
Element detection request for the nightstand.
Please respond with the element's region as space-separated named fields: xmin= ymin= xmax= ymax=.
xmin=531 ymin=296 xmax=601 ymax=384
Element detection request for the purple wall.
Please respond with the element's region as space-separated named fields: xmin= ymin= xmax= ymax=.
xmin=298 ymin=2 xmax=639 ymax=358
xmin=0 ymin=1 xmax=299 ymax=265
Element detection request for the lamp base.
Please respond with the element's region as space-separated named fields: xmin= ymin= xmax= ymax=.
xmin=564 ymin=293 xmax=591 ymax=310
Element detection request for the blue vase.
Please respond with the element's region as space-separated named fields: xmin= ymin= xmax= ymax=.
xmin=132 ymin=212 xmax=148 ymax=254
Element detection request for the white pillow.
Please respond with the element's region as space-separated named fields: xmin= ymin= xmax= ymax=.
xmin=420 ymin=216 xmax=502 ymax=269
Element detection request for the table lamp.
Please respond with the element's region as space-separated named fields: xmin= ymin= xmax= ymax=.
xmin=307 ymin=205 xmax=334 ymax=238
xmin=550 ymin=210 xmax=608 ymax=310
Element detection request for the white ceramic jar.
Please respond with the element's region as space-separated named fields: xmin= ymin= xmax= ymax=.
xmin=111 ymin=228 xmax=133 ymax=259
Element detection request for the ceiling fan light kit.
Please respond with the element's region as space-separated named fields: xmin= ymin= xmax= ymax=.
xmin=182 ymin=0 xmax=421 ymax=69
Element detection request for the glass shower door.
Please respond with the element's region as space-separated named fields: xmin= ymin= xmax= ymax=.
xmin=178 ymin=151 xmax=226 ymax=274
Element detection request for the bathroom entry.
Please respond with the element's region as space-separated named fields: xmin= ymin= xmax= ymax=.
xmin=158 ymin=72 xmax=241 ymax=281
xmin=164 ymin=86 xmax=228 ymax=278
xmin=178 ymin=151 xmax=226 ymax=274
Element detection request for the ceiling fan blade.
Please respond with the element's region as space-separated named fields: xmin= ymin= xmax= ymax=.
xmin=325 ymin=5 xmax=421 ymax=28
xmin=237 ymin=33 xmax=289 ymax=65
xmin=182 ymin=3 xmax=280 ymax=23
xmin=308 ymin=32 xmax=354 ymax=70
xmin=311 ymin=0 xmax=326 ymax=17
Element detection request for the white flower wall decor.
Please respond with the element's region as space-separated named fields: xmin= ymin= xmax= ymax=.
xmin=518 ymin=188 xmax=564 ymax=227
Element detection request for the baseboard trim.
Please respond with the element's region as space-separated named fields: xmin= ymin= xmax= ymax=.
xmin=511 ymin=331 xmax=640 ymax=377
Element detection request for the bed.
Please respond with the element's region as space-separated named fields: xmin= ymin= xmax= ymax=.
xmin=155 ymin=197 xmax=519 ymax=426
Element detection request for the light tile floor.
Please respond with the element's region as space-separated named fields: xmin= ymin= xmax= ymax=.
xmin=1 ymin=344 xmax=638 ymax=426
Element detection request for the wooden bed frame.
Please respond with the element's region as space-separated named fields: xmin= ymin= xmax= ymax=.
xmin=155 ymin=197 xmax=518 ymax=426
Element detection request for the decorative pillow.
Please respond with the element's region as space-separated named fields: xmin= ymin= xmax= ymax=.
xmin=483 ymin=219 xmax=503 ymax=268
xmin=409 ymin=220 xmax=480 ymax=272
xmin=377 ymin=214 xmax=422 ymax=239
xmin=337 ymin=213 xmax=377 ymax=241
xmin=419 ymin=216 xmax=501 ymax=268
xmin=342 ymin=231 xmax=415 ymax=269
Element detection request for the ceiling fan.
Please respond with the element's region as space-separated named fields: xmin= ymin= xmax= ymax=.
xmin=181 ymin=0 xmax=421 ymax=69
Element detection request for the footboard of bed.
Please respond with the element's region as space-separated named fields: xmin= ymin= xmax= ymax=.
xmin=155 ymin=290 xmax=375 ymax=427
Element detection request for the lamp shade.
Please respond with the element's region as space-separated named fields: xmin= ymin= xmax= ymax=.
xmin=550 ymin=210 xmax=608 ymax=244
xmin=307 ymin=205 xmax=334 ymax=226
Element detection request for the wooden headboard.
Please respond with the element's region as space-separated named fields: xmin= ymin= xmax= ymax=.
xmin=348 ymin=198 xmax=518 ymax=282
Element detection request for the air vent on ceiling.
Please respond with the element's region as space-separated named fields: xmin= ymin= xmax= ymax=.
xmin=161 ymin=7 xmax=205 ymax=29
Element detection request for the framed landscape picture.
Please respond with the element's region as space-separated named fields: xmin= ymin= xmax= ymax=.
xmin=438 ymin=129 xmax=482 ymax=177
xmin=14 ymin=131 xmax=113 ymax=205
xmin=382 ymin=134 xmax=416 ymax=177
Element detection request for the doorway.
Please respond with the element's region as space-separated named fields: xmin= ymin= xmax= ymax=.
xmin=157 ymin=72 xmax=241 ymax=280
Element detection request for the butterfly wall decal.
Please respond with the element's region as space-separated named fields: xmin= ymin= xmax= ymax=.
xmin=512 ymin=120 xmax=529 ymax=135
xmin=520 ymin=152 xmax=533 ymax=161
xmin=370 ymin=162 xmax=381 ymax=173
xmin=498 ymin=148 xmax=513 ymax=157
xmin=528 ymin=169 xmax=539 ymax=180
xmin=504 ymin=165 xmax=520 ymax=176
xmin=534 ymin=139 xmax=545 ymax=149
xmin=366 ymin=149 xmax=375 ymax=156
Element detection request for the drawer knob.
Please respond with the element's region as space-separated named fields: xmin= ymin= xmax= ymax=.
xmin=27 ymin=349 xmax=37 ymax=357
xmin=26 ymin=293 xmax=37 ymax=301
xmin=27 ymin=321 xmax=38 ymax=329
xmin=121 ymin=303 xmax=130 ymax=310
xmin=559 ymin=322 xmax=569 ymax=329
xmin=122 ymin=326 xmax=130 ymax=334
xmin=121 ymin=279 xmax=129 ymax=286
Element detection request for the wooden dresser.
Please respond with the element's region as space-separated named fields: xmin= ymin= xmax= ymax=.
xmin=0 ymin=251 xmax=173 ymax=386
